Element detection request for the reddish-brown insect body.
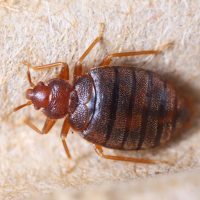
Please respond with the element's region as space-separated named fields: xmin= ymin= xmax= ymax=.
xmin=14 ymin=25 xmax=192 ymax=164
xmin=26 ymin=79 xmax=72 ymax=119
xmin=70 ymin=66 xmax=190 ymax=150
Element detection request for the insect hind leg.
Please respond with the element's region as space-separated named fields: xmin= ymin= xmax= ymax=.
xmin=94 ymin=145 xmax=171 ymax=165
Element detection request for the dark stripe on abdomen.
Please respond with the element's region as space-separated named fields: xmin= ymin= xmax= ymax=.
xmin=123 ymin=70 xmax=148 ymax=150
xmin=154 ymin=81 xmax=167 ymax=147
xmin=137 ymin=71 xmax=153 ymax=150
xmin=104 ymin=68 xmax=120 ymax=145
xmin=122 ymin=70 xmax=136 ymax=147
xmin=172 ymin=94 xmax=177 ymax=132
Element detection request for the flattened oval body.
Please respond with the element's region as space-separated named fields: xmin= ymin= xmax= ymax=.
xmin=69 ymin=66 xmax=191 ymax=150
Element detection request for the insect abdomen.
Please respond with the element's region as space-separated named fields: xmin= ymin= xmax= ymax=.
xmin=78 ymin=66 xmax=190 ymax=150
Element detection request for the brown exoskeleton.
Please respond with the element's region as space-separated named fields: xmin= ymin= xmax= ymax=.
xmin=13 ymin=24 xmax=191 ymax=164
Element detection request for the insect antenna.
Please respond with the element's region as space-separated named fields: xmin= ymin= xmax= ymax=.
xmin=13 ymin=101 xmax=32 ymax=112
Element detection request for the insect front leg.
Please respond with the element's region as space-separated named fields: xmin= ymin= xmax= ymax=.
xmin=94 ymin=145 xmax=170 ymax=165
xmin=60 ymin=117 xmax=72 ymax=159
xmin=24 ymin=117 xmax=56 ymax=134
xmin=22 ymin=61 xmax=69 ymax=80
xmin=74 ymin=23 xmax=105 ymax=79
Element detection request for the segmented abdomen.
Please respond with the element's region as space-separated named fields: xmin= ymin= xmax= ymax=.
xmin=80 ymin=66 xmax=190 ymax=150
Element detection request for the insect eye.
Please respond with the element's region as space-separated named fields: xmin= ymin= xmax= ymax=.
xmin=37 ymin=81 xmax=45 ymax=86
xmin=26 ymin=89 xmax=34 ymax=99
xmin=33 ymin=104 xmax=40 ymax=110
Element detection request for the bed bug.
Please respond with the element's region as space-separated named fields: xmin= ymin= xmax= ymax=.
xmin=13 ymin=24 xmax=192 ymax=164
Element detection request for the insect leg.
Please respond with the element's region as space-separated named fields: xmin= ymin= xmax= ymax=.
xmin=60 ymin=117 xmax=71 ymax=159
xmin=94 ymin=145 xmax=170 ymax=165
xmin=24 ymin=117 xmax=56 ymax=134
xmin=100 ymin=50 xmax=161 ymax=66
xmin=100 ymin=42 xmax=174 ymax=66
xmin=22 ymin=61 xmax=69 ymax=80
xmin=74 ymin=23 xmax=105 ymax=79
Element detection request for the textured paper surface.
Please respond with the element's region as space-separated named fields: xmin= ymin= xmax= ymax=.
xmin=0 ymin=0 xmax=200 ymax=199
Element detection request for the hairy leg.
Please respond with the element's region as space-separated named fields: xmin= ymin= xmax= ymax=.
xmin=74 ymin=23 xmax=105 ymax=80
xmin=100 ymin=42 xmax=174 ymax=66
xmin=22 ymin=61 xmax=69 ymax=81
xmin=24 ymin=117 xmax=56 ymax=134
xmin=94 ymin=145 xmax=170 ymax=164
xmin=60 ymin=117 xmax=71 ymax=159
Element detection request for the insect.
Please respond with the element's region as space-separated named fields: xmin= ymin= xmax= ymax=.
xmin=13 ymin=24 xmax=191 ymax=164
